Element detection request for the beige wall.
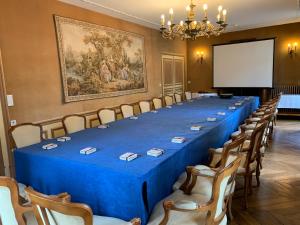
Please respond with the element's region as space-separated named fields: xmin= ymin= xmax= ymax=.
xmin=0 ymin=0 xmax=186 ymax=124
xmin=187 ymin=22 xmax=300 ymax=92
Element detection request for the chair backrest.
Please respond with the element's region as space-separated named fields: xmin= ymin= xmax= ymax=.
xmin=220 ymin=134 xmax=246 ymax=168
xmin=10 ymin=123 xmax=42 ymax=148
xmin=174 ymin=93 xmax=182 ymax=103
xmin=26 ymin=187 xmax=93 ymax=225
xmin=139 ymin=101 xmax=151 ymax=113
xmin=188 ymin=156 xmax=241 ymax=225
xmin=243 ymin=121 xmax=268 ymax=169
xmin=164 ymin=96 xmax=173 ymax=106
xmin=191 ymin=92 xmax=199 ymax=99
xmin=120 ymin=104 xmax=134 ymax=119
xmin=0 ymin=177 xmax=32 ymax=225
xmin=152 ymin=98 xmax=162 ymax=110
xmin=63 ymin=115 xmax=86 ymax=134
xmin=185 ymin=91 xmax=192 ymax=100
xmin=97 ymin=109 xmax=116 ymax=124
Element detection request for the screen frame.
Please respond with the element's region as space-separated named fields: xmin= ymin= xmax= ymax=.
xmin=212 ymin=38 xmax=276 ymax=89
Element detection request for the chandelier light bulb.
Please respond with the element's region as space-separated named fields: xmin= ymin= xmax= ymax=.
xmin=169 ymin=8 xmax=174 ymax=15
xmin=186 ymin=5 xmax=191 ymax=12
xmin=167 ymin=20 xmax=172 ymax=26
xmin=222 ymin=9 xmax=227 ymax=22
xmin=180 ymin=20 xmax=184 ymax=26
xmin=203 ymin=4 xmax=208 ymax=11
xmin=160 ymin=14 xmax=165 ymax=26
xmin=218 ymin=5 xmax=223 ymax=13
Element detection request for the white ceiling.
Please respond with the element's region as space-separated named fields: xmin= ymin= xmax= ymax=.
xmin=61 ymin=0 xmax=300 ymax=32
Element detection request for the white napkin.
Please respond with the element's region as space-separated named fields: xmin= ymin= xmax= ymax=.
xmin=42 ymin=143 xmax=58 ymax=150
xmin=119 ymin=152 xmax=138 ymax=161
xmin=172 ymin=137 xmax=186 ymax=143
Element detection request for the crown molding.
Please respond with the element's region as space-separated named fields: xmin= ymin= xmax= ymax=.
xmin=59 ymin=0 xmax=160 ymax=29
xmin=60 ymin=0 xmax=300 ymax=33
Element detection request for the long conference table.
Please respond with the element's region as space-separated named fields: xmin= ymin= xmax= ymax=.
xmin=15 ymin=96 xmax=259 ymax=224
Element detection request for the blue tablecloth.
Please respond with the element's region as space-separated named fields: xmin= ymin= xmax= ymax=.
xmin=15 ymin=96 xmax=259 ymax=224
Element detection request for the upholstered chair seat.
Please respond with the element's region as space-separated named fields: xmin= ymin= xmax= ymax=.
xmin=93 ymin=216 xmax=136 ymax=225
xmin=173 ymin=165 xmax=235 ymax=198
xmin=147 ymin=190 xmax=227 ymax=225
xmin=24 ymin=212 xmax=134 ymax=225
xmin=254 ymin=112 xmax=264 ymax=116
xmin=18 ymin=183 xmax=28 ymax=200
xmin=244 ymin=123 xmax=257 ymax=130
xmin=248 ymin=117 xmax=261 ymax=122
xmin=25 ymin=187 xmax=140 ymax=225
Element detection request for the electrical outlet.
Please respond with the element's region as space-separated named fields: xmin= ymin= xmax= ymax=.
xmin=10 ymin=120 xmax=17 ymax=126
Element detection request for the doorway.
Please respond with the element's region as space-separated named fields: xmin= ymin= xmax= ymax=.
xmin=161 ymin=54 xmax=185 ymax=96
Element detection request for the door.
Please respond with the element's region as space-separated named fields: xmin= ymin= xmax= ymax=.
xmin=161 ymin=55 xmax=184 ymax=96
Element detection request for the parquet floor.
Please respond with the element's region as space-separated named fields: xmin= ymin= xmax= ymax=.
xmin=230 ymin=120 xmax=300 ymax=225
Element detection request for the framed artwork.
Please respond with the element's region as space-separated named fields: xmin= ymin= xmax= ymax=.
xmin=54 ymin=15 xmax=147 ymax=102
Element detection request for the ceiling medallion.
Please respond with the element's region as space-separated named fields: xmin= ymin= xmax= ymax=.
xmin=160 ymin=0 xmax=228 ymax=40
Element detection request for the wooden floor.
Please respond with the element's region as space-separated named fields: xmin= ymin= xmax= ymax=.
xmin=230 ymin=120 xmax=300 ymax=225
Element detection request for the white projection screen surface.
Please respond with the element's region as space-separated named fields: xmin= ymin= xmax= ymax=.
xmin=213 ymin=39 xmax=274 ymax=88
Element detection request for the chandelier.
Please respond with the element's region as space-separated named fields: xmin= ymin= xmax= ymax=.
xmin=159 ymin=0 xmax=228 ymax=40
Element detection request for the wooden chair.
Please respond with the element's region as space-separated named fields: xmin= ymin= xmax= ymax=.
xmin=120 ymin=104 xmax=134 ymax=119
xmin=173 ymin=135 xmax=246 ymax=220
xmin=97 ymin=109 xmax=116 ymax=124
xmin=236 ymin=121 xmax=268 ymax=209
xmin=139 ymin=101 xmax=151 ymax=113
xmin=164 ymin=95 xmax=173 ymax=106
xmin=191 ymin=92 xmax=199 ymax=99
xmin=25 ymin=187 xmax=141 ymax=225
xmin=174 ymin=93 xmax=182 ymax=103
xmin=152 ymin=98 xmax=162 ymax=110
xmin=185 ymin=91 xmax=192 ymax=101
xmin=9 ymin=123 xmax=43 ymax=148
xmin=0 ymin=176 xmax=33 ymax=225
xmin=147 ymin=156 xmax=241 ymax=225
xmin=63 ymin=115 xmax=86 ymax=134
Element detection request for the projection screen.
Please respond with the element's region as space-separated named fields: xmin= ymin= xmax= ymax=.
xmin=213 ymin=39 xmax=274 ymax=88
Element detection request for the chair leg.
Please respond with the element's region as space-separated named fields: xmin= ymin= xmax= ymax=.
xmin=227 ymin=195 xmax=234 ymax=220
xmin=256 ymin=166 xmax=261 ymax=187
xmin=249 ymin=174 xmax=253 ymax=195
xmin=244 ymin=175 xmax=249 ymax=209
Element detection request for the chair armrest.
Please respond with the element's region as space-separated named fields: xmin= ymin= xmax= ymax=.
xmin=130 ymin=218 xmax=141 ymax=225
xmin=163 ymin=199 xmax=212 ymax=213
xmin=191 ymin=168 xmax=216 ymax=178
xmin=53 ymin=192 xmax=71 ymax=202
